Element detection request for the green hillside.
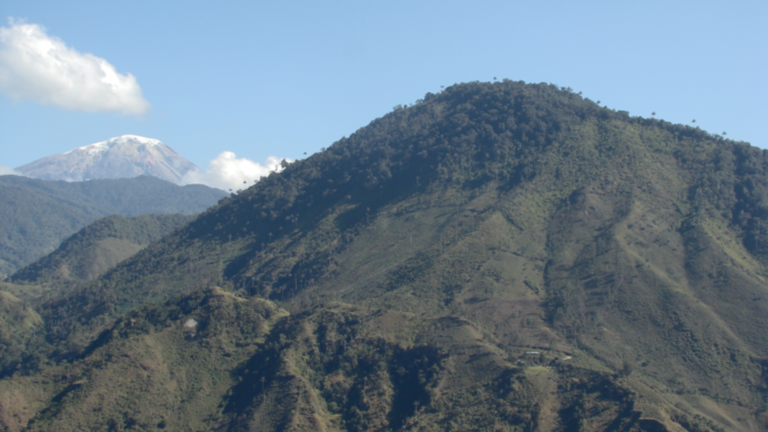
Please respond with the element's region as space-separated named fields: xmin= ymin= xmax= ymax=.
xmin=1 ymin=81 xmax=767 ymax=431
xmin=0 ymin=175 xmax=225 ymax=278
xmin=9 ymin=213 xmax=194 ymax=291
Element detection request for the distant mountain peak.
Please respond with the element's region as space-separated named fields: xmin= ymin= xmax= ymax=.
xmin=17 ymin=135 xmax=198 ymax=184
xmin=63 ymin=135 xmax=164 ymax=156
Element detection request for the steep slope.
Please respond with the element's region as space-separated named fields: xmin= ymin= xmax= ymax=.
xmin=0 ymin=288 xmax=287 ymax=431
xmin=15 ymin=135 xmax=198 ymax=184
xmin=10 ymin=213 xmax=194 ymax=289
xmin=0 ymin=175 xmax=226 ymax=278
xmin=0 ymin=291 xmax=44 ymax=379
xmin=3 ymin=81 xmax=768 ymax=431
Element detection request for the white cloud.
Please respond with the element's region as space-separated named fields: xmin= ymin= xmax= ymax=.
xmin=0 ymin=166 xmax=22 ymax=176
xmin=181 ymin=152 xmax=289 ymax=191
xmin=0 ymin=20 xmax=150 ymax=115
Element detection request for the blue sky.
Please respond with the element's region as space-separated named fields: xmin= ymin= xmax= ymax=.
xmin=1 ymin=1 xmax=766 ymax=184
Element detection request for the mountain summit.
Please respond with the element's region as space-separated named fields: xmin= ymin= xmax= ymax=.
xmin=15 ymin=135 xmax=198 ymax=184
xmin=4 ymin=81 xmax=768 ymax=431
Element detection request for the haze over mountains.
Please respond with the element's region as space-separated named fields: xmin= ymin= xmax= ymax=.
xmin=1 ymin=81 xmax=767 ymax=431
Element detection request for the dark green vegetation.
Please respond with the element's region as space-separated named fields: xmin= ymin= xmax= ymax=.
xmin=1 ymin=80 xmax=767 ymax=431
xmin=0 ymin=213 xmax=194 ymax=384
xmin=0 ymin=175 xmax=226 ymax=278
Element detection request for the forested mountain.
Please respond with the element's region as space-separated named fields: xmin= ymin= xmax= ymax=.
xmin=1 ymin=80 xmax=767 ymax=431
xmin=9 ymin=213 xmax=194 ymax=289
xmin=0 ymin=175 xmax=225 ymax=278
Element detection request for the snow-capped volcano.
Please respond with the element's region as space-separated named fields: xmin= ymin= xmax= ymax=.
xmin=16 ymin=135 xmax=198 ymax=184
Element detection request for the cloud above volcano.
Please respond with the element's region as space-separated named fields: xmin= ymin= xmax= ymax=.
xmin=0 ymin=20 xmax=150 ymax=115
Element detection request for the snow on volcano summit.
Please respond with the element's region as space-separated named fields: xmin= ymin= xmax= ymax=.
xmin=16 ymin=135 xmax=198 ymax=184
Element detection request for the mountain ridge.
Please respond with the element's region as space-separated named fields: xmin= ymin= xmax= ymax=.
xmin=10 ymin=213 xmax=194 ymax=289
xmin=2 ymin=80 xmax=767 ymax=431
xmin=0 ymin=175 xmax=226 ymax=278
